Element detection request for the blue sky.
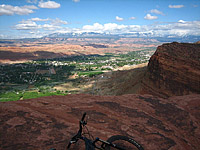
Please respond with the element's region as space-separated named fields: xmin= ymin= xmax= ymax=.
xmin=0 ymin=0 xmax=200 ymax=39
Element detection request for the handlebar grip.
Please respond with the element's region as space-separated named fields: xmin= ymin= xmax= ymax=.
xmin=81 ymin=112 xmax=86 ymax=122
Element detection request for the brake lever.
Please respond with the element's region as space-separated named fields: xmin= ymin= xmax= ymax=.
xmin=67 ymin=138 xmax=78 ymax=149
xmin=70 ymin=140 xmax=76 ymax=144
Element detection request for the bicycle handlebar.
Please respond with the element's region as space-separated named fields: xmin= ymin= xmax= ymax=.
xmin=81 ymin=112 xmax=86 ymax=122
xmin=67 ymin=112 xmax=87 ymax=149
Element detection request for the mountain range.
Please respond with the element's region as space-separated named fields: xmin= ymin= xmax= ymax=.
xmin=0 ymin=32 xmax=199 ymax=43
xmin=44 ymin=32 xmax=200 ymax=43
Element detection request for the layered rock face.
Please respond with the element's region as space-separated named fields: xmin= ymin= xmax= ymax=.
xmin=141 ymin=42 xmax=200 ymax=98
xmin=91 ymin=42 xmax=200 ymax=98
xmin=0 ymin=94 xmax=200 ymax=150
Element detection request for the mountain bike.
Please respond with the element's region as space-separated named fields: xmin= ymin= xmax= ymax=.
xmin=67 ymin=112 xmax=144 ymax=150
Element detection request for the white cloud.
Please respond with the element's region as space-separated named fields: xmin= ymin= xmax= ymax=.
xmin=116 ymin=16 xmax=124 ymax=21
xmin=104 ymin=23 xmax=127 ymax=32
xmin=72 ymin=0 xmax=80 ymax=2
xmin=144 ymin=14 xmax=158 ymax=20
xmin=38 ymin=1 xmax=60 ymax=9
xmin=0 ymin=5 xmax=13 ymax=15
xmin=81 ymin=21 xmax=200 ymax=37
xmin=150 ymin=9 xmax=164 ymax=15
xmin=147 ymin=21 xmax=200 ymax=37
xmin=50 ymin=18 xmax=68 ymax=25
xmin=83 ymin=23 xmax=104 ymax=32
xmin=82 ymin=23 xmax=128 ymax=34
xmin=23 ymin=5 xmax=38 ymax=9
xmin=0 ymin=4 xmax=38 ymax=16
xmin=31 ymin=17 xmax=49 ymax=21
xmin=169 ymin=5 xmax=184 ymax=8
xmin=15 ymin=21 xmax=61 ymax=31
xmin=30 ymin=18 xmax=67 ymax=25
xmin=42 ymin=24 xmax=61 ymax=30
xmin=178 ymin=20 xmax=186 ymax=23
xmin=14 ymin=18 xmax=67 ymax=31
xmin=15 ymin=20 xmax=38 ymax=30
xmin=130 ymin=17 xmax=136 ymax=20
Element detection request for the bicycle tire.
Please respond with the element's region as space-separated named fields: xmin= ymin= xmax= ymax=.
xmin=105 ymin=135 xmax=144 ymax=150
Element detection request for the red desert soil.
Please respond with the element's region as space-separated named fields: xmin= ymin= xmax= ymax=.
xmin=0 ymin=94 xmax=200 ymax=150
xmin=0 ymin=44 xmax=94 ymax=63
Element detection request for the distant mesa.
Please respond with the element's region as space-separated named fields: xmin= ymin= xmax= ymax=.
xmin=0 ymin=50 xmax=66 ymax=63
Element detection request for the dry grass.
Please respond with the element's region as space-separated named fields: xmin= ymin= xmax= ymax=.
xmin=84 ymin=63 xmax=148 ymax=95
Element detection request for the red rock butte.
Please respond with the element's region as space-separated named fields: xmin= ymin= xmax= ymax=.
xmin=140 ymin=42 xmax=200 ymax=98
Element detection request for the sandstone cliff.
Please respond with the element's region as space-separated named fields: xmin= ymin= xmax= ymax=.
xmin=0 ymin=94 xmax=200 ymax=150
xmin=93 ymin=42 xmax=200 ymax=98
xmin=141 ymin=42 xmax=200 ymax=98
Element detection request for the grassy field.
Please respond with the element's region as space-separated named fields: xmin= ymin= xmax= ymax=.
xmin=0 ymin=91 xmax=67 ymax=102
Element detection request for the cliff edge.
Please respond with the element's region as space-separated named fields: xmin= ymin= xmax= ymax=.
xmin=141 ymin=42 xmax=200 ymax=97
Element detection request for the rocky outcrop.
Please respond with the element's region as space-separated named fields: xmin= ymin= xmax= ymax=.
xmin=0 ymin=94 xmax=200 ymax=150
xmin=85 ymin=42 xmax=200 ymax=98
xmin=195 ymin=41 xmax=200 ymax=44
xmin=141 ymin=42 xmax=200 ymax=98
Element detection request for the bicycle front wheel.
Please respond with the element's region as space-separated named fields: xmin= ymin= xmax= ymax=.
xmin=105 ymin=135 xmax=144 ymax=150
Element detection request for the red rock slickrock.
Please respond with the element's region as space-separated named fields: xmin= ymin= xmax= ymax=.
xmin=0 ymin=94 xmax=200 ymax=150
xmin=141 ymin=42 xmax=200 ymax=98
